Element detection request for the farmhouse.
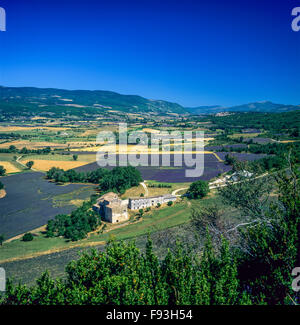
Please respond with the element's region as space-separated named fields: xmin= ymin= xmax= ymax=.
xmin=128 ymin=194 xmax=177 ymax=210
xmin=93 ymin=193 xmax=177 ymax=223
xmin=93 ymin=192 xmax=129 ymax=224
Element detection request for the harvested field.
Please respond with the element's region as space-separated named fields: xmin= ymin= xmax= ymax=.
xmin=0 ymin=140 xmax=68 ymax=150
xmin=20 ymin=159 xmax=90 ymax=171
xmin=0 ymin=161 xmax=22 ymax=174
xmin=22 ymin=153 xmax=97 ymax=163
xmin=0 ymin=126 xmax=69 ymax=132
xmin=0 ymin=172 xmax=96 ymax=239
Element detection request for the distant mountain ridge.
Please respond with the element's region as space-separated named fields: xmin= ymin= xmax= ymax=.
xmin=0 ymin=86 xmax=299 ymax=116
xmin=185 ymin=105 xmax=222 ymax=115
xmin=0 ymin=86 xmax=186 ymax=115
xmin=186 ymin=101 xmax=300 ymax=115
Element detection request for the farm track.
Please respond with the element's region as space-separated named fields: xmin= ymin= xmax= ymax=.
xmin=16 ymin=155 xmax=40 ymax=172
xmin=140 ymin=182 xmax=149 ymax=196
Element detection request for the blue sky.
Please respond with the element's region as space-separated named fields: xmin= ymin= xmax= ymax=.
xmin=0 ymin=0 xmax=299 ymax=107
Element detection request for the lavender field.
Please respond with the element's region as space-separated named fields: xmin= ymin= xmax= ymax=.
xmin=0 ymin=172 xmax=95 ymax=239
xmin=74 ymin=152 xmax=267 ymax=182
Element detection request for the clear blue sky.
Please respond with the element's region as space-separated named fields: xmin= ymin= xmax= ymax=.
xmin=0 ymin=0 xmax=300 ymax=107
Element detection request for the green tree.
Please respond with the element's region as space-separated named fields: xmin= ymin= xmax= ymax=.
xmin=187 ymin=180 xmax=210 ymax=199
xmin=26 ymin=161 xmax=34 ymax=169
xmin=72 ymin=154 xmax=78 ymax=161
xmin=219 ymin=154 xmax=300 ymax=304
xmin=0 ymin=165 xmax=6 ymax=176
xmin=0 ymin=234 xmax=4 ymax=246
xmin=1 ymin=238 xmax=249 ymax=305
xmin=22 ymin=233 xmax=34 ymax=242
xmin=224 ymin=154 xmax=237 ymax=166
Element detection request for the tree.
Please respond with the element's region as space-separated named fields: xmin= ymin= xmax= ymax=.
xmin=187 ymin=180 xmax=210 ymax=199
xmin=218 ymin=153 xmax=300 ymax=304
xmin=0 ymin=181 xmax=4 ymax=190
xmin=0 ymin=234 xmax=4 ymax=246
xmin=224 ymin=154 xmax=237 ymax=166
xmin=167 ymin=201 xmax=173 ymax=206
xmin=22 ymin=233 xmax=34 ymax=242
xmin=26 ymin=161 xmax=34 ymax=169
xmin=8 ymin=145 xmax=17 ymax=153
xmin=0 ymin=165 xmax=6 ymax=176
xmin=1 ymin=238 xmax=249 ymax=305
xmin=72 ymin=154 xmax=78 ymax=161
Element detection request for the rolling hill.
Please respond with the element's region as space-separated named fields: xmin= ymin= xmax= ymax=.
xmin=0 ymin=86 xmax=299 ymax=119
xmin=0 ymin=86 xmax=187 ymax=117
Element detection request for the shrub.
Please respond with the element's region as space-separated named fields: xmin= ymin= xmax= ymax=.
xmin=0 ymin=166 xmax=6 ymax=176
xmin=26 ymin=161 xmax=34 ymax=169
xmin=187 ymin=180 xmax=210 ymax=199
xmin=22 ymin=233 xmax=34 ymax=242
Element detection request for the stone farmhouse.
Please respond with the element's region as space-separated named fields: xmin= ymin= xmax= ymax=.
xmin=93 ymin=192 xmax=177 ymax=224
xmin=128 ymin=194 xmax=177 ymax=210
xmin=93 ymin=192 xmax=129 ymax=224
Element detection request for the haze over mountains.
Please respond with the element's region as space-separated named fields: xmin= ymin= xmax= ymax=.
xmin=0 ymin=86 xmax=299 ymax=116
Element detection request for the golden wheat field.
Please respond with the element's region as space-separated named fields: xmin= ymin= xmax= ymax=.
xmin=0 ymin=161 xmax=22 ymax=173
xmin=0 ymin=140 xmax=69 ymax=150
xmin=0 ymin=126 xmax=69 ymax=132
xmin=20 ymin=159 xmax=90 ymax=171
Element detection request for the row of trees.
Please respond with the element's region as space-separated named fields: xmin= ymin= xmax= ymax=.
xmin=0 ymin=145 xmax=51 ymax=155
xmin=46 ymin=166 xmax=143 ymax=194
xmin=148 ymin=183 xmax=172 ymax=189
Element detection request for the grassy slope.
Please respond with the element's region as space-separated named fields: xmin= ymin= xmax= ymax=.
xmin=0 ymin=196 xmax=219 ymax=263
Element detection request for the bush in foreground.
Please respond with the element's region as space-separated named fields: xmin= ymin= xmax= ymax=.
xmin=1 ymin=237 xmax=250 ymax=305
